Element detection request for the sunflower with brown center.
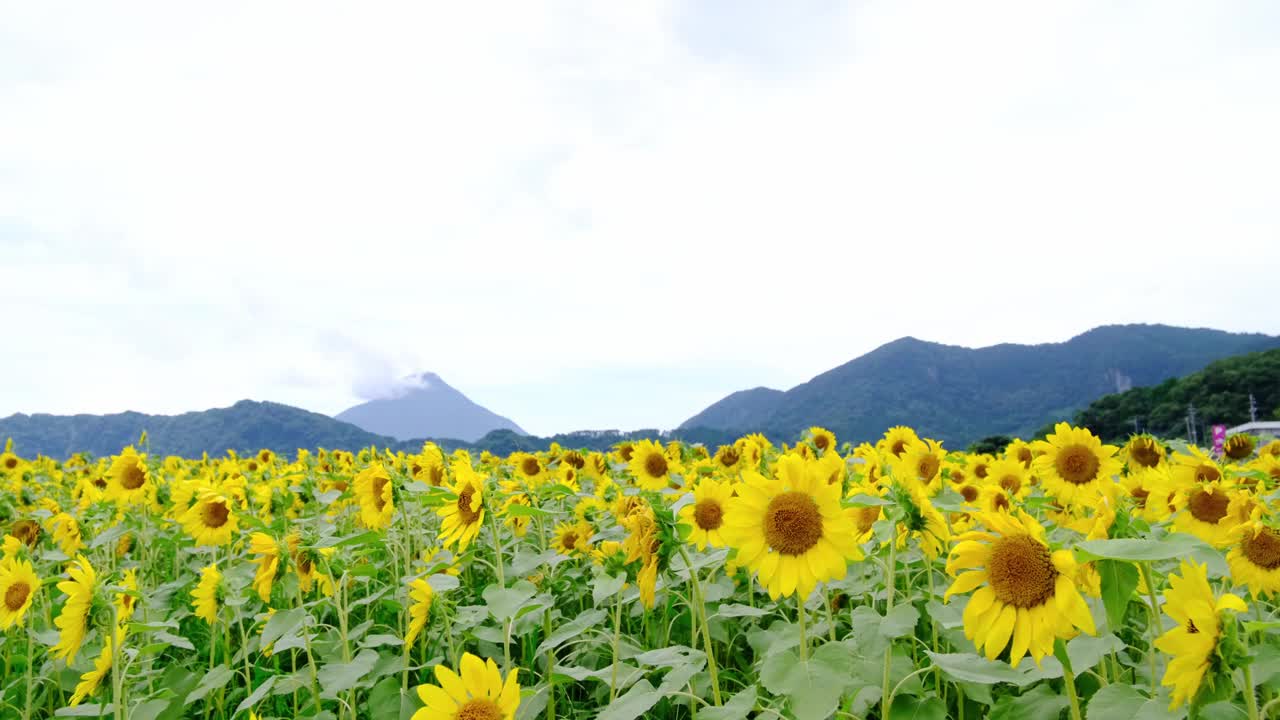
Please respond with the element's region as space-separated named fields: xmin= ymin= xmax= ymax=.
xmin=878 ymin=426 xmax=920 ymax=459
xmin=968 ymin=454 xmax=995 ymax=480
xmin=552 ymin=520 xmax=595 ymax=557
xmin=0 ymin=556 xmax=39 ymax=629
xmin=1172 ymin=481 xmax=1240 ymax=547
xmin=984 ymin=458 xmax=1032 ymax=501
xmin=1120 ymin=467 xmax=1177 ymax=522
xmin=892 ymin=438 xmax=947 ymax=494
xmin=628 ymin=439 xmax=680 ymax=492
xmin=180 ymin=488 xmax=238 ymax=546
xmin=945 ymin=510 xmax=1095 ymax=666
xmin=508 ymin=452 xmax=548 ymax=488
xmin=412 ymin=445 xmax=449 ymax=488
xmin=712 ymin=444 xmax=744 ymax=476
xmin=1226 ymin=521 xmax=1280 ymax=598
xmin=413 ymin=652 xmax=520 ymax=720
xmin=677 ymin=477 xmax=733 ymax=550
xmin=807 ymin=426 xmax=837 ymax=455
xmin=1170 ymin=447 xmax=1223 ymax=487
xmin=1031 ymin=424 xmax=1121 ymax=506
xmin=1004 ymin=439 xmax=1036 ymax=469
xmin=438 ymin=459 xmax=487 ymax=552
xmin=1222 ymin=434 xmax=1256 ymax=462
xmin=844 ymin=477 xmax=888 ymax=543
xmin=1123 ymin=434 xmax=1166 ymax=470
xmin=721 ymin=454 xmax=863 ymax=599
xmin=353 ymin=464 xmax=395 ymax=530
xmin=105 ymin=446 xmax=152 ymax=506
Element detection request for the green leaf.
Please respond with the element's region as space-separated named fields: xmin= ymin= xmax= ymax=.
xmin=1077 ymin=534 xmax=1212 ymax=562
xmin=760 ymin=642 xmax=857 ymax=720
xmin=990 ymin=683 xmax=1069 ymax=720
xmin=698 ymin=686 xmax=757 ymax=720
xmin=186 ymin=665 xmax=234 ymax=704
xmin=261 ymin=608 xmax=307 ymax=648
xmin=483 ymin=581 xmax=537 ymax=622
xmin=317 ymin=649 xmax=380 ymax=697
xmin=1086 ymin=684 xmax=1149 ymax=720
xmin=656 ymin=661 xmax=704 ymax=696
xmin=595 ymin=679 xmax=661 ymax=720
xmin=361 ymin=634 xmax=404 ymax=649
xmin=153 ymin=630 xmax=195 ymax=651
xmin=55 ymin=705 xmax=115 ymax=717
xmin=633 ymin=645 xmax=702 ymax=668
xmin=313 ymin=530 xmax=382 ymax=549
xmin=503 ymin=503 xmax=553 ymax=518
xmin=1098 ymin=559 xmax=1140 ymax=630
xmin=1197 ymin=702 xmax=1247 ymax=720
xmin=233 ymin=677 xmax=276 ymax=716
xmin=535 ymin=609 xmax=607 ymax=656
xmin=1067 ymin=633 xmax=1126 ymax=674
xmin=592 ymin=572 xmax=627 ymax=607
xmin=367 ymin=677 xmax=403 ymax=720
xmin=128 ymin=700 xmax=170 ymax=720
xmin=888 ymin=695 xmax=947 ymax=720
xmin=880 ymin=604 xmax=920 ymax=639
xmin=711 ymin=603 xmax=769 ymax=619
xmin=926 ymin=651 xmax=1063 ymax=686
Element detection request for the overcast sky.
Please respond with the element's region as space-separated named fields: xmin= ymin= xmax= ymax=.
xmin=2 ymin=1 xmax=1279 ymax=436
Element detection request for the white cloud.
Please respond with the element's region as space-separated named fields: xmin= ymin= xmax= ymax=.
xmin=1 ymin=1 xmax=1278 ymax=435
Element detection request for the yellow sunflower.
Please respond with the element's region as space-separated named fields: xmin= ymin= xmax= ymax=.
xmin=1122 ymin=434 xmax=1166 ymax=470
xmin=405 ymin=577 xmax=434 ymax=647
xmin=249 ymin=532 xmax=281 ymax=603
xmin=1004 ymin=438 xmax=1036 ymax=469
xmin=712 ymin=444 xmax=745 ymax=476
xmin=410 ymin=445 xmax=449 ymax=488
xmin=1031 ymin=424 xmax=1121 ymax=506
xmin=552 ymin=520 xmax=595 ymax=557
xmin=721 ymin=454 xmax=863 ymax=599
xmin=46 ymin=513 xmax=83 ymax=556
xmin=1154 ymin=560 xmax=1247 ymax=708
xmin=353 ymin=464 xmax=395 ymax=529
xmin=1226 ymin=521 xmax=1280 ymax=598
xmin=1172 ymin=481 xmax=1239 ymax=547
xmin=69 ymin=625 xmax=125 ymax=707
xmin=51 ymin=555 xmax=96 ymax=663
xmin=967 ymin=454 xmax=995 ymax=481
xmin=0 ymin=557 xmax=40 ymax=629
xmin=1170 ymin=447 xmax=1224 ymax=487
xmin=509 ymin=452 xmax=548 ymax=488
xmin=628 ymin=439 xmax=678 ymax=491
xmin=180 ymin=488 xmax=238 ymax=546
xmin=984 ymin=458 xmax=1032 ymax=501
xmin=1120 ymin=467 xmax=1177 ymax=523
xmin=413 ymin=653 xmax=520 ymax=720
xmin=878 ymin=426 xmax=920 ymax=458
xmin=105 ymin=446 xmax=151 ymax=505
xmin=677 ymin=478 xmax=732 ymax=551
xmin=438 ymin=460 xmax=486 ymax=552
xmin=944 ymin=510 xmax=1095 ymax=666
xmin=1222 ymin=434 xmax=1256 ymax=462
xmin=807 ymin=427 xmax=837 ymax=455
xmin=191 ymin=563 xmax=221 ymax=624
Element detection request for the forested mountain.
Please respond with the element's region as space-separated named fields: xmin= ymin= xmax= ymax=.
xmin=680 ymin=324 xmax=1280 ymax=447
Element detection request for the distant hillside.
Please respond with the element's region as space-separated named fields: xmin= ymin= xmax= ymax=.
xmin=336 ymin=372 xmax=525 ymax=443
xmin=679 ymin=324 xmax=1280 ymax=447
xmin=0 ymin=400 xmax=401 ymax=459
xmin=1071 ymin=348 xmax=1280 ymax=443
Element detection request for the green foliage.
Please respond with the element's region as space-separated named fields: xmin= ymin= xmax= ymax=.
xmin=1071 ymin=348 xmax=1280 ymax=443
xmin=680 ymin=324 xmax=1279 ymax=447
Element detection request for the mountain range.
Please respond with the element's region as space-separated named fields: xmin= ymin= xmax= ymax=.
xmin=335 ymin=372 xmax=525 ymax=443
xmin=2 ymin=324 xmax=1277 ymax=458
xmin=678 ymin=324 xmax=1280 ymax=447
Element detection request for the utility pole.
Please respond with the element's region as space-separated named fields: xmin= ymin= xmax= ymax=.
xmin=1249 ymin=393 xmax=1258 ymax=423
xmin=1131 ymin=417 xmax=1141 ymax=435
xmin=1187 ymin=403 xmax=1199 ymax=445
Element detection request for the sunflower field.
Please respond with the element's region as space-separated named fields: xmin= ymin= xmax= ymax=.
xmin=0 ymin=424 xmax=1278 ymax=720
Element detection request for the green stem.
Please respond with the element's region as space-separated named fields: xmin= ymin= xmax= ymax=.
xmin=609 ymin=590 xmax=623 ymax=703
xmin=881 ymin=529 xmax=899 ymax=720
xmin=22 ymin=613 xmax=34 ymax=720
xmin=797 ymin=593 xmax=809 ymax=662
xmin=293 ymin=581 xmax=323 ymax=715
xmin=1139 ymin=562 xmax=1162 ymax=693
xmin=1063 ymin=665 xmax=1084 ymax=720
xmin=824 ymin=587 xmax=837 ymax=642
xmin=544 ymin=609 xmax=556 ymax=720
xmin=677 ymin=547 xmax=722 ymax=705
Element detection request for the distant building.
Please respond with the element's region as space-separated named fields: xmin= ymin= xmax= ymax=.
xmin=1224 ymin=421 xmax=1280 ymax=441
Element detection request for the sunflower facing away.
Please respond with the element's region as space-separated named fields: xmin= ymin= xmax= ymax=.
xmin=405 ymin=576 xmax=435 ymax=647
xmin=0 ymin=556 xmax=39 ymax=629
xmin=69 ymin=625 xmax=126 ymax=707
xmin=1154 ymin=560 xmax=1247 ymax=708
xmin=1222 ymin=434 xmax=1256 ymax=462
xmin=1032 ymin=424 xmax=1121 ymax=506
xmin=249 ymin=532 xmax=281 ymax=603
xmin=51 ymin=555 xmax=96 ymax=663
xmin=721 ymin=454 xmax=863 ymax=599
xmin=438 ymin=460 xmax=486 ymax=551
xmin=191 ymin=563 xmax=221 ymax=625
xmin=413 ymin=653 xmax=520 ymax=720
xmin=1123 ymin=434 xmax=1166 ymax=470
xmin=945 ymin=510 xmax=1096 ymax=666
xmin=354 ymin=464 xmax=395 ymax=529
xmin=677 ymin=477 xmax=733 ymax=551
